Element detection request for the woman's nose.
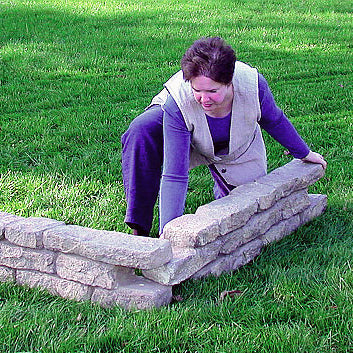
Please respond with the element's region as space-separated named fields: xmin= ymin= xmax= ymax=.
xmin=201 ymin=93 xmax=210 ymax=102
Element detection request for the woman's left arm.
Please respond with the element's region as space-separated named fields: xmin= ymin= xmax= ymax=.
xmin=258 ymin=73 xmax=327 ymax=169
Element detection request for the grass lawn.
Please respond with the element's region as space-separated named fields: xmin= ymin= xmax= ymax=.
xmin=0 ymin=0 xmax=352 ymax=352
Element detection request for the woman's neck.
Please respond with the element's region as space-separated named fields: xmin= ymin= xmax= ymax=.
xmin=206 ymin=107 xmax=232 ymax=118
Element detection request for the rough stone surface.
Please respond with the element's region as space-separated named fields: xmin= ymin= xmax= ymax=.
xmin=143 ymin=240 xmax=223 ymax=286
xmin=220 ymin=190 xmax=309 ymax=254
xmin=261 ymin=214 xmax=301 ymax=244
xmin=0 ymin=213 xmax=24 ymax=240
xmin=43 ymin=225 xmax=172 ymax=269
xmin=219 ymin=226 xmax=257 ymax=256
xmin=5 ymin=216 xmax=65 ymax=248
xmin=17 ymin=270 xmax=92 ymax=301
xmin=161 ymin=214 xmax=220 ymax=248
xmin=230 ymin=238 xmax=264 ymax=271
xmin=284 ymin=214 xmax=303 ymax=235
xmin=192 ymin=239 xmax=263 ymax=278
xmin=196 ymin=193 xmax=258 ymax=235
xmin=0 ymin=265 xmax=15 ymax=282
xmin=280 ymin=190 xmax=311 ymax=219
xmin=257 ymin=159 xmax=325 ymax=198
xmin=142 ymin=248 xmax=197 ymax=285
xmin=0 ymin=241 xmax=55 ymax=273
xmin=91 ymin=276 xmax=172 ymax=309
xmin=56 ymin=254 xmax=134 ymax=289
xmin=262 ymin=194 xmax=327 ymax=245
xmin=230 ymin=182 xmax=278 ymax=211
xmin=300 ymin=194 xmax=328 ymax=224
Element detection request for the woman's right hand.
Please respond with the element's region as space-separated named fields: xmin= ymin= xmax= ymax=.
xmin=302 ymin=150 xmax=327 ymax=170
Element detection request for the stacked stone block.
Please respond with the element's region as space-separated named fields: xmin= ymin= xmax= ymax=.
xmin=0 ymin=217 xmax=173 ymax=309
xmin=0 ymin=159 xmax=326 ymax=309
xmin=143 ymin=159 xmax=327 ymax=285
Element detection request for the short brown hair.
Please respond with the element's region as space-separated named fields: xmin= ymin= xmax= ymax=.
xmin=181 ymin=37 xmax=236 ymax=85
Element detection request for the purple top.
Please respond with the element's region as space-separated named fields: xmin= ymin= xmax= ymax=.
xmin=159 ymin=73 xmax=310 ymax=232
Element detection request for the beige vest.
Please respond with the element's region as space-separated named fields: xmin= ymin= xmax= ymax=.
xmin=150 ymin=61 xmax=267 ymax=186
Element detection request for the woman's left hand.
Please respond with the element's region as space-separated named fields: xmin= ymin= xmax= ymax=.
xmin=302 ymin=150 xmax=327 ymax=170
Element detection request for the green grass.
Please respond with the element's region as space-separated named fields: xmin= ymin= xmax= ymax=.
xmin=0 ymin=0 xmax=352 ymax=351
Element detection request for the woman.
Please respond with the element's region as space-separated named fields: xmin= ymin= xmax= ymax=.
xmin=121 ymin=37 xmax=327 ymax=236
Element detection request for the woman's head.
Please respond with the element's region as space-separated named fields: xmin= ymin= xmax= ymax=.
xmin=181 ymin=37 xmax=236 ymax=85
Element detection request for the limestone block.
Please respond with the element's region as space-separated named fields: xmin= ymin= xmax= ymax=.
xmin=219 ymin=227 xmax=255 ymax=256
xmin=5 ymin=216 xmax=65 ymax=248
xmin=230 ymin=238 xmax=264 ymax=271
xmin=0 ymin=241 xmax=55 ymax=273
xmin=91 ymin=276 xmax=172 ymax=310
xmin=261 ymin=214 xmax=301 ymax=245
xmin=220 ymin=190 xmax=309 ymax=254
xmin=195 ymin=193 xmax=258 ymax=236
xmin=285 ymin=214 xmax=303 ymax=234
xmin=300 ymin=194 xmax=327 ymax=224
xmin=143 ymin=240 xmax=223 ymax=285
xmin=17 ymin=270 xmax=92 ymax=301
xmin=256 ymin=173 xmax=295 ymax=200
xmin=192 ymin=239 xmax=263 ymax=279
xmin=280 ymin=189 xmax=311 ymax=219
xmin=0 ymin=265 xmax=15 ymax=282
xmin=161 ymin=214 xmax=220 ymax=248
xmin=230 ymin=182 xmax=278 ymax=211
xmin=262 ymin=194 xmax=326 ymax=245
xmin=56 ymin=253 xmax=135 ymax=289
xmin=0 ymin=212 xmax=24 ymax=240
xmin=143 ymin=248 xmax=197 ymax=285
xmin=261 ymin=220 xmax=286 ymax=245
xmin=257 ymin=159 xmax=325 ymax=198
xmin=43 ymin=225 xmax=172 ymax=269
xmin=218 ymin=209 xmax=274 ymax=255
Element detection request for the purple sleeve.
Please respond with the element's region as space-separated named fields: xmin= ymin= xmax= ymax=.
xmin=159 ymin=95 xmax=191 ymax=233
xmin=258 ymin=74 xmax=310 ymax=159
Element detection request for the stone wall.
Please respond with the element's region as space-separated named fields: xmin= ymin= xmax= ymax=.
xmin=0 ymin=159 xmax=326 ymax=310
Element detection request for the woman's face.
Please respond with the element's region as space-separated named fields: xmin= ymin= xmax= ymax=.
xmin=190 ymin=75 xmax=233 ymax=115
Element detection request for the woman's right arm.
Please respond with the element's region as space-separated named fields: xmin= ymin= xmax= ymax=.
xmin=159 ymin=95 xmax=191 ymax=233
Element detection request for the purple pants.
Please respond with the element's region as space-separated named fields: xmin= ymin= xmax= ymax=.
xmin=121 ymin=105 xmax=234 ymax=235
